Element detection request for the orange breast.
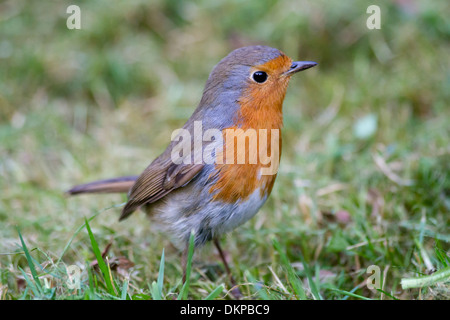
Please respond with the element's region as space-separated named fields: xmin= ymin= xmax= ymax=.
xmin=208 ymin=127 xmax=282 ymax=203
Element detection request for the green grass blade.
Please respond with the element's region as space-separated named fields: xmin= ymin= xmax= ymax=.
xmin=150 ymin=249 xmax=165 ymax=300
xmin=434 ymin=239 xmax=449 ymax=267
xmin=331 ymin=288 xmax=372 ymax=300
xmin=56 ymin=203 xmax=125 ymax=265
xmin=17 ymin=228 xmax=43 ymax=295
xmin=151 ymin=281 xmax=162 ymax=300
xmin=376 ymin=288 xmax=399 ymax=300
xmin=157 ymin=248 xmax=165 ymax=295
xmin=401 ymin=265 xmax=450 ymax=289
xmin=297 ymin=249 xmax=322 ymax=300
xmin=86 ymin=262 xmax=96 ymax=299
xmin=178 ymin=230 xmax=195 ymax=300
xmin=18 ymin=267 xmax=39 ymax=297
xmin=272 ymin=237 xmax=307 ymax=300
xmin=84 ymin=218 xmax=116 ymax=296
xmin=121 ymin=279 xmax=129 ymax=300
xmin=112 ymin=272 xmax=122 ymax=296
xmin=204 ymin=284 xmax=224 ymax=300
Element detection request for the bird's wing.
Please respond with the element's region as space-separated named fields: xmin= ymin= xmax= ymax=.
xmin=119 ymin=159 xmax=204 ymax=221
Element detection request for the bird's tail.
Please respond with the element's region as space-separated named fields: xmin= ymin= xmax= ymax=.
xmin=67 ymin=176 xmax=138 ymax=195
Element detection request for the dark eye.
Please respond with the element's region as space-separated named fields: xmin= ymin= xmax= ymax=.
xmin=252 ymin=71 xmax=268 ymax=83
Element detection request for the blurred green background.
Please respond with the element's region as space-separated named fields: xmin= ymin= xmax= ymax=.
xmin=0 ymin=0 xmax=449 ymax=299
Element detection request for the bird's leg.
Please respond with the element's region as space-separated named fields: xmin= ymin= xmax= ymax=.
xmin=214 ymin=238 xmax=242 ymax=298
xmin=214 ymin=238 xmax=234 ymax=282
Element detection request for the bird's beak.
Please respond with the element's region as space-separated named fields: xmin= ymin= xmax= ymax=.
xmin=283 ymin=61 xmax=318 ymax=76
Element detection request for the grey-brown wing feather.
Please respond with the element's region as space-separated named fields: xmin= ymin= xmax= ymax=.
xmin=119 ymin=161 xmax=203 ymax=221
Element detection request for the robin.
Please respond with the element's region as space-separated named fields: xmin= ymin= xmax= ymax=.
xmin=68 ymin=45 xmax=317 ymax=293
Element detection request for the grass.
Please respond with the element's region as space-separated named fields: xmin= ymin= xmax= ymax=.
xmin=0 ymin=0 xmax=449 ymax=300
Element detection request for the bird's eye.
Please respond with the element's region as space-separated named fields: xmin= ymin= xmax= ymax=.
xmin=252 ymin=71 xmax=268 ymax=83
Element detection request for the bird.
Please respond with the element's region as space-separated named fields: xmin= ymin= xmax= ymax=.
xmin=67 ymin=45 xmax=317 ymax=294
